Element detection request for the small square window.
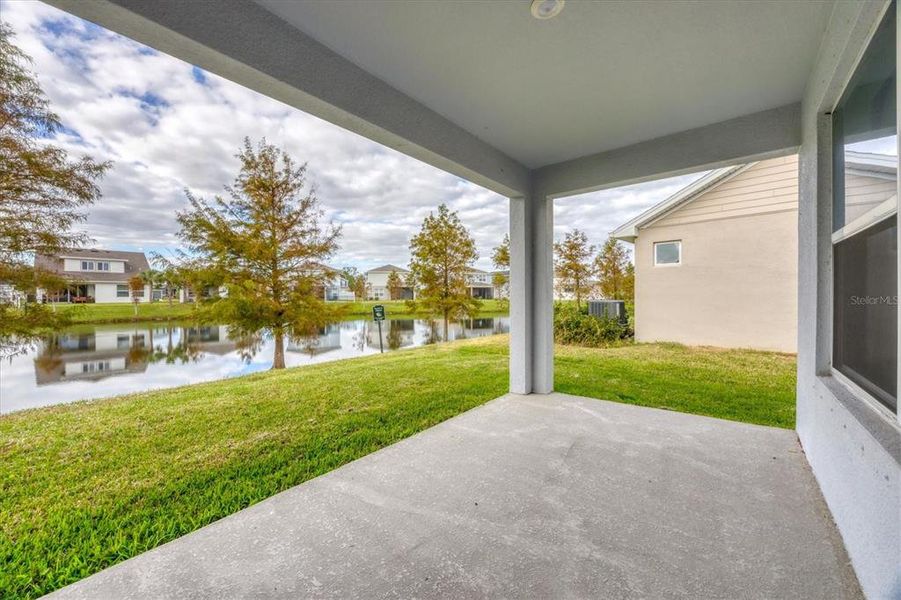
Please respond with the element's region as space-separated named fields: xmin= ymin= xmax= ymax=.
xmin=654 ymin=241 xmax=681 ymax=266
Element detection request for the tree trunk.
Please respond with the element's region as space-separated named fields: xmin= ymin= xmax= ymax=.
xmin=443 ymin=310 xmax=449 ymax=342
xmin=273 ymin=330 xmax=286 ymax=369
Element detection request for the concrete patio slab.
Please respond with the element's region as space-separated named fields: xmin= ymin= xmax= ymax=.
xmin=47 ymin=393 xmax=861 ymax=599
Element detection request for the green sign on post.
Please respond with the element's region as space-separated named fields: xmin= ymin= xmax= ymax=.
xmin=372 ymin=305 xmax=385 ymax=353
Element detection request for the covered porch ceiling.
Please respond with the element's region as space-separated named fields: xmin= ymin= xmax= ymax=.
xmin=48 ymin=0 xmax=831 ymax=198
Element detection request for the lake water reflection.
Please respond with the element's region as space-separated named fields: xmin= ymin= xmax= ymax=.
xmin=0 ymin=316 xmax=509 ymax=414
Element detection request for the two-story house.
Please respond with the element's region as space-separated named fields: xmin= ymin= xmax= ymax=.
xmin=365 ymin=264 xmax=414 ymax=300
xmin=34 ymin=249 xmax=152 ymax=303
xmin=466 ymin=268 xmax=495 ymax=299
xmin=305 ymin=263 xmax=355 ymax=302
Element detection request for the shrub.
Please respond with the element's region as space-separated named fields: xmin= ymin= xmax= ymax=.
xmin=553 ymin=302 xmax=633 ymax=347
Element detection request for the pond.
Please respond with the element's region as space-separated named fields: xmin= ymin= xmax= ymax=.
xmin=0 ymin=316 xmax=509 ymax=414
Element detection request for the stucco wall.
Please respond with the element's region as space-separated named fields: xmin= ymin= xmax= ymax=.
xmin=633 ymin=157 xmax=799 ymax=352
xmin=794 ymin=2 xmax=901 ymax=598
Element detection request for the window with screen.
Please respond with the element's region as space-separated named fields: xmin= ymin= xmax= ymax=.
xmin=831 ymin=1 xmax=897 ymax=414
xmin=654 ymin=241 xmax=681 ymax=266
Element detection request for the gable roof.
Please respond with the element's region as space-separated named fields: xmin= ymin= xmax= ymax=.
xmin=303 ymin=261 xmax=341 ymax=274
xmin=366 ymin=264 xmax=408 ymax=274
xmin=35 ymin=249 xmax=150 ymax=283
xmin=54 ymin=248 xmax=149 ymax=263
xmin=611 ymin=165 xmax=748 ymax=243
xmin=612 ymin=151 xmax=898 ymax=243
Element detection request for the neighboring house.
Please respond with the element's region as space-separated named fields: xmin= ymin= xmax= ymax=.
xmin=315 ymin=264 xmax=355 ymax=302
xmin=613 ymin=153 xmax=896 ymax=353
xmin=466 ymin=268 xmax=494 ymax=299
xmin=491 ymin=270 xmax=510 ymax=300
xmin=365 ymin=264 xmax=414 ymax=300
xmin=34 ymin=249 xmax=151 ymax=304
xmin=0 ymin=282 xmax=25 ymax=306
xmin=178 ymin=286 xmax=222 ymax=304
xmin=310 ymin=263 xmax=356 ymax=302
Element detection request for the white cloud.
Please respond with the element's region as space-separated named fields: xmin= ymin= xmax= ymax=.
xmin=3 ymin=1 xmax=706 ymax=270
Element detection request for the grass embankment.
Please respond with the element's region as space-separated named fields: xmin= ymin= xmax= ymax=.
xmin=55 ymin=299 xmax=508 ymax=324
xmin=55 ymin=301 xmax=196 ymax=323
xmin=0 ymin=336 xmax=795 ymax=598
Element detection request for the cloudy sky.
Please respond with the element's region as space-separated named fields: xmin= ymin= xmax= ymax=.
xmin=3 ymin=0 xmax=704 ymax=271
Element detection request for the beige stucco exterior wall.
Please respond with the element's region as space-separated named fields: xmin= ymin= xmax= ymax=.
xmin=634 ymin=156 xmax=799 ymax=352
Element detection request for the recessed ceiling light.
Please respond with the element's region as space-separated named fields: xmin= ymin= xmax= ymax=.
xmin=531 ymin=0 xmax=565 ymax=20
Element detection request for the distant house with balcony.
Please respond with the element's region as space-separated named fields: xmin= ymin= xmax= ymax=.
xmin=466 ymin=268 xmax=495 ymax=299
xmin=34 ymin=249 xmax=151 ymax=303
xmin=314 ymin=263 xmax=355 ymax=301
xmin=365 ymin=264 xmax=414 ymax=300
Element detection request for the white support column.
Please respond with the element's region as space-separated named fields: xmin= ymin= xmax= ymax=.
xmin=509 ymin=193 xmax=554 ymax=395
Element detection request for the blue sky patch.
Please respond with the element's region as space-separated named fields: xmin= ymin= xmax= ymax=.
xmin=191 ymin=66 xmax=207 ymax=85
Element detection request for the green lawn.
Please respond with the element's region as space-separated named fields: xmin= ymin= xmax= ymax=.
xmin=54 ymin=299 xmax=508 ymax=324
xmin=55 ymin=301 xmax=197 ymax=323
xmin=0 ymin=337 xmax=795 ymax=598
xmin=554 ymin=342 xmax=796 ymax=428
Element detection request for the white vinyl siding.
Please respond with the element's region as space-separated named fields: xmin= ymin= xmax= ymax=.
xmin=653 ymin=156 xmax=799 ymax=228
xmin=63 ymin=258 xmax=127 ymax=273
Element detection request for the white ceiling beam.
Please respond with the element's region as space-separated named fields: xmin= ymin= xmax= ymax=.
xmin=45 ymin=0 xmax=531 ymax=198
xmin=533 ymin=103 xmax=802 ymax=199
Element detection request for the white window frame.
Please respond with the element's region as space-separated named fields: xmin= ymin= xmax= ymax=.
xmin=81 ymin=261 xmax=94 ymax=271
xmin=116 ymin=284 xmax=129 ymax=298
xmin=831 ymin=195 xmax=897 ymax=245
xmin=831 ymin=366 xmax=898 ymax=422
xmin=653 ymin=240 xmax=682 ymax=267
